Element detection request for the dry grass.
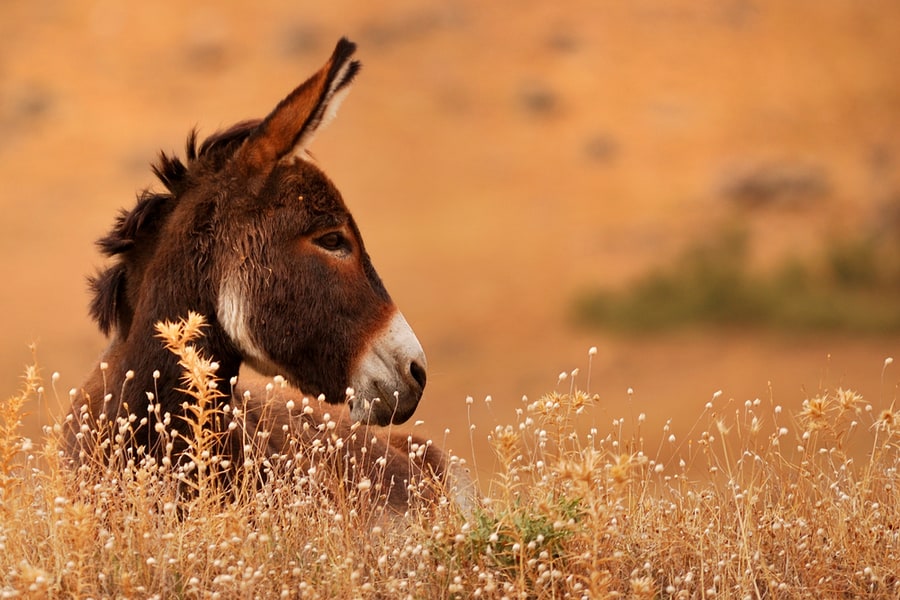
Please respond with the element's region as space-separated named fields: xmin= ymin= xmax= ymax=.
xmin=1 ymin=330 xmax=898 ymax=598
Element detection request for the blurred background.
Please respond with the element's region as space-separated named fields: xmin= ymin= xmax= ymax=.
xmin=2 ymin=0 xmax=899 ymax=474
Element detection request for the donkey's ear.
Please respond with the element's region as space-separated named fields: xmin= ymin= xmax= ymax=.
xmin=237 ymin=38 xmax=359 ymax=173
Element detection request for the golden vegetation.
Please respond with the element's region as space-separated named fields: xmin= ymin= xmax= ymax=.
xmin=1 ymin=328 xmax=898 ymax=597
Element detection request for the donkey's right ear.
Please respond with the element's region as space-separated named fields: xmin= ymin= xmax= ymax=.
xmin=236 ymin=38 xmax=360 ymax=175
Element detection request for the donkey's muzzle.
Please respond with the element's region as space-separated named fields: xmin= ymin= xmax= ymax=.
xmin=349 ymin=310 xmax=427 ymax=426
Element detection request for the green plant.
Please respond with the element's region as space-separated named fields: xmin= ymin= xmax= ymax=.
xmin=573 ymin=228 xmax=900 ymax=333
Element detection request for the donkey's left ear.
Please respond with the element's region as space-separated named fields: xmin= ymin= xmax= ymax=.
xmin=237 ymin=38 xmax=360 ymax=173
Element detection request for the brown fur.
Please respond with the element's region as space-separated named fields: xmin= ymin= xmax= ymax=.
xmin=235 ymin=377 xmax=462 ymax=511
xmin=65 ymin=38 xmax=469 ymax=514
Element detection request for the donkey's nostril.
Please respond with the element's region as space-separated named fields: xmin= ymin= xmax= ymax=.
xmin=409 ymin=360 xmax=427 ymax=391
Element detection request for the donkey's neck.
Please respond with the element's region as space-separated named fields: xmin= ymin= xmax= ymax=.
xmin=81 ymin=313 xmax=243 ymax=443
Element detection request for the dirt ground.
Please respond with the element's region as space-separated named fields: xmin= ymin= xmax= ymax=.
xmin=2 ymin=0 xmax=900 ymax=473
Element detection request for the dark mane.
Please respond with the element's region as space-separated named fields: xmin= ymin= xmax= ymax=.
xmin=88 ymin=120 xmax=261 ymax=336
xmin=198 ymin=119 xmax=261 ymax=164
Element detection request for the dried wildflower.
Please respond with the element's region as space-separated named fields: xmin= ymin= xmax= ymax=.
xmin=528 ymin=391 xmax=563 ymax=417
xmin=874 ymin=408 xmax=897 ymax=433
xmin=490 ymin=424 xmax=520 ymax=464
xmin=799 ymin=395 xmax=830 ymax=431
xmin=608 ymin=453 xmax=638 ymax=486
xmin=630 ymin=575 xmax=656 ymax=599
xmin=835 ymin=388 xmax=863 ymax=415
xmin=556 ymin=448 xmax=603 ymax=489
xmin=568 ymin=390 xmax=596 ymax=414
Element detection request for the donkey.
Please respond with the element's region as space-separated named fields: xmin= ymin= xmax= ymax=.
xmin=64 ymin=38 xmax=468 ymax=513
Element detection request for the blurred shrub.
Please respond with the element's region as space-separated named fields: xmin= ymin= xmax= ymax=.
xmin=573 ymin=227 xmax=900 ymax=333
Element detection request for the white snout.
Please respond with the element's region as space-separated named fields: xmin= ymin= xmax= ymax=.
xmin=349 ymin=310 xmax=427 ymax=425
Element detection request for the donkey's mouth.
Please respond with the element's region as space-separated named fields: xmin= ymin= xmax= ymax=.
xmin=348 ymin=384 xmax=421 ymax=426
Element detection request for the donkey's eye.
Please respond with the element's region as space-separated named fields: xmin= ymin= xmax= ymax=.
xmin=315 ymin=231 xmax=349 ymax=252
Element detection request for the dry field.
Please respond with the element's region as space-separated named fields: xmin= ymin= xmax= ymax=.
xmin=1 ymin=323 xmax=898 ymax=597
xmin=2 ymin=1 xmax=900 ymax=459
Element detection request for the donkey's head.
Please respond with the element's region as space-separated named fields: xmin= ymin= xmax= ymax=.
xmin=90 ymin=39 xmax=426 ymax=426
